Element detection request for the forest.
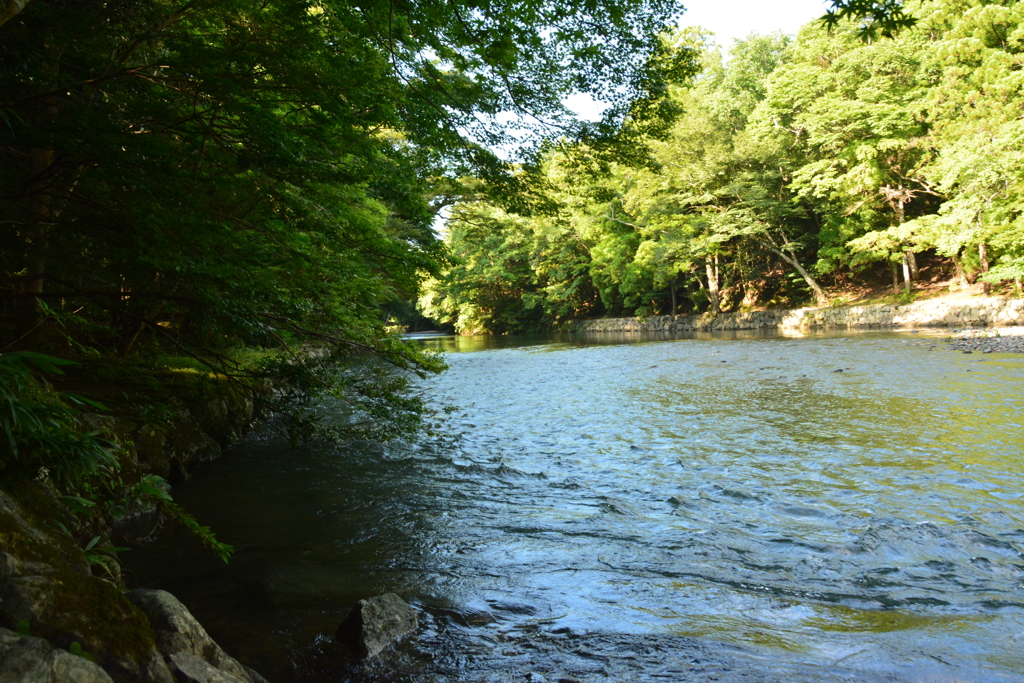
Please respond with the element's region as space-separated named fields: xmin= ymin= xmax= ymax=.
xmin=422 ymin=0 xmax=1024 ymax=334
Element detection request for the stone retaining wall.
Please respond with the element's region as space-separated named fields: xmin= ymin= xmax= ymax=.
xmin=573 ymin=296 xmax=1024 ymax=333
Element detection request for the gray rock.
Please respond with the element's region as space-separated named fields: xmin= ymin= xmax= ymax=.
xmin=240 ymin=666 xmax=268 ymax=683
xmin=0 ymin=552 xmax=20 ymax=579
xmin=168 ymin=652 xmax=247 ymax=683
xmin=0 ymin=577 xmax=173 ymax=683
xmin=335 ymin=593 xmax=418 ymax=659
xmin=0 ymin=491 xmax=173 ymax=683
xmin=126 ymin=589 xmax=257 ymax=683
xmin=0 ymin=627 xmax=114 ymax=683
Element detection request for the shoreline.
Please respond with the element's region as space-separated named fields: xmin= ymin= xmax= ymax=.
xmin=569 ymin=295 xmax=1024 ymax=335
xmin=946 ymin=326 xmax=1024 ymax=353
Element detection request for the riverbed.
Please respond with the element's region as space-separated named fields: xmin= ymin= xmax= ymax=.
xmin=124 ymin=330 xmax=1024 ymax=682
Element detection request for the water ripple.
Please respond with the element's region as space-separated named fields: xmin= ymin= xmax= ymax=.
xmin=125 ymin=331 xmax=1024 ymax=682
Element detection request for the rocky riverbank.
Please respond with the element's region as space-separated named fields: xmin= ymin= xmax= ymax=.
xmin=946 ymin=326 xmax=1024 ymax=354
xmin=0 ymin=486 xmax=271 ymax=683
xmin=572 ymin=295 xmax=1024 ymax=334
xmin=0 ymin=382 xmax=268 ymax=683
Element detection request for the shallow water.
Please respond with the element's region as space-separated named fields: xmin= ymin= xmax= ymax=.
xmin=124 ymin=330 xmax=1024 ymax=682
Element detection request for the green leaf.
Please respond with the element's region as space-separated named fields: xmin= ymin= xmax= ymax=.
xmin=68 ymin=642 xmax=96 ymax=662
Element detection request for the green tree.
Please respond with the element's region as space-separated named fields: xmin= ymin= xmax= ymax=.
xmin=749 ymin=18 xmax=936 ymax=291
xmin=423 ymin=0 xmax=1024 ymax=331
xmin=624 ymin=31 xmax=827 ymax=311
xmin=421 ymin=203 xmax=543 ymax=334
xmin=902 ymin=0 xmax=1024 ymax=290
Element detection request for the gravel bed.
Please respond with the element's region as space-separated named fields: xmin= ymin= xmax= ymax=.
xmin=944 ymin=326 xmax=1024 ymax=354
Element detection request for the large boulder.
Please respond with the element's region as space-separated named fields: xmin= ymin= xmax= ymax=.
xmin=335 ymin=593 xmax=418 ymax=659
xmin=0 ymin=488 xmax=173 ymax=683
xmin=126 ymin=589 xmax=266 ymax=683
xmin=195 ymin=391 xmax=255 ymax=447
xmin=0 ymin=627 xmax=114 ymax=683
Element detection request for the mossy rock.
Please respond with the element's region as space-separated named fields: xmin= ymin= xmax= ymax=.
xmin=0 ymin=484 xmax=88 ymax=576
xmin=195 ymin=390 xmax=255 ymax=446
xmin=0 ymin=488 xmax=172 ymax=683
xmin=133 ymin=425 xmax=170 ymax=477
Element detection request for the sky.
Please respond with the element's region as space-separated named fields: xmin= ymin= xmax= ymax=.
xmin=564 ymin=0 xmax=831 ymax=119
xmin=679 ymin=0 xmax=832 ymax=48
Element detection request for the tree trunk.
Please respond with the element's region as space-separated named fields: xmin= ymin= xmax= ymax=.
xmin=902 ymin=252 xmax=912 ymax=292
xmin=705 ymin=257 xmax=720 ymax=315
xmin=762 ymin=243 xmax=827 ymax=304
xmin=670 ymin=282 xmax=677 ymax=317
xmin=906 ymin=250 xmax=919 ymax=279
xmin=891 ymin=262 xmax=899 ymax=291
xmin=116 ymin=317 xmax=145 ymax=357
xmin=17 ymin=43 xmax=61 ymax=336
xmin=979 ymin=242 xmax=991 ymax=294
xmin=25 ymin=147 xmax=54 ymax=295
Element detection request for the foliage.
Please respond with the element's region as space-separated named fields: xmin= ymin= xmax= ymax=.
xmin=822 ymin=0 xmax=919 ymax=40
xmin=0 ymin=351 xmax=233 ymax=569
xmin=0 ymin=352 xmax=115 ymax=487
xmin=133 ymin=474 xmax=234 ymax=563
xmin=425 ymin=0 xmax=1024 ymax=332
xmin=0 ymin=0 xmax=724 ymax=451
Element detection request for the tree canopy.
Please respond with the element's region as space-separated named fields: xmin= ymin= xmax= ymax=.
xmin=423 ymin=0 xmax=1024 ymax=334
xmin=0 ymin=0 xmax=695 ymax=402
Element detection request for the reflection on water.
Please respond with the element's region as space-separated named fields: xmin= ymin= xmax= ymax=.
xmin=124 ymin=330 xmax=1024 ymax=682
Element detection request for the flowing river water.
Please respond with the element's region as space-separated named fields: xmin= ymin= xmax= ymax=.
xmin=124 ymin=330 xmax=1024 ymax=682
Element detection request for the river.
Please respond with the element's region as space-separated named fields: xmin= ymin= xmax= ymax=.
xmin=124 ymin=330 xmax=1024 ymax=682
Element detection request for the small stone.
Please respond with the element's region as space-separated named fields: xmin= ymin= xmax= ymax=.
xmin=335 ymin=593 xmax=418 ymax=659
